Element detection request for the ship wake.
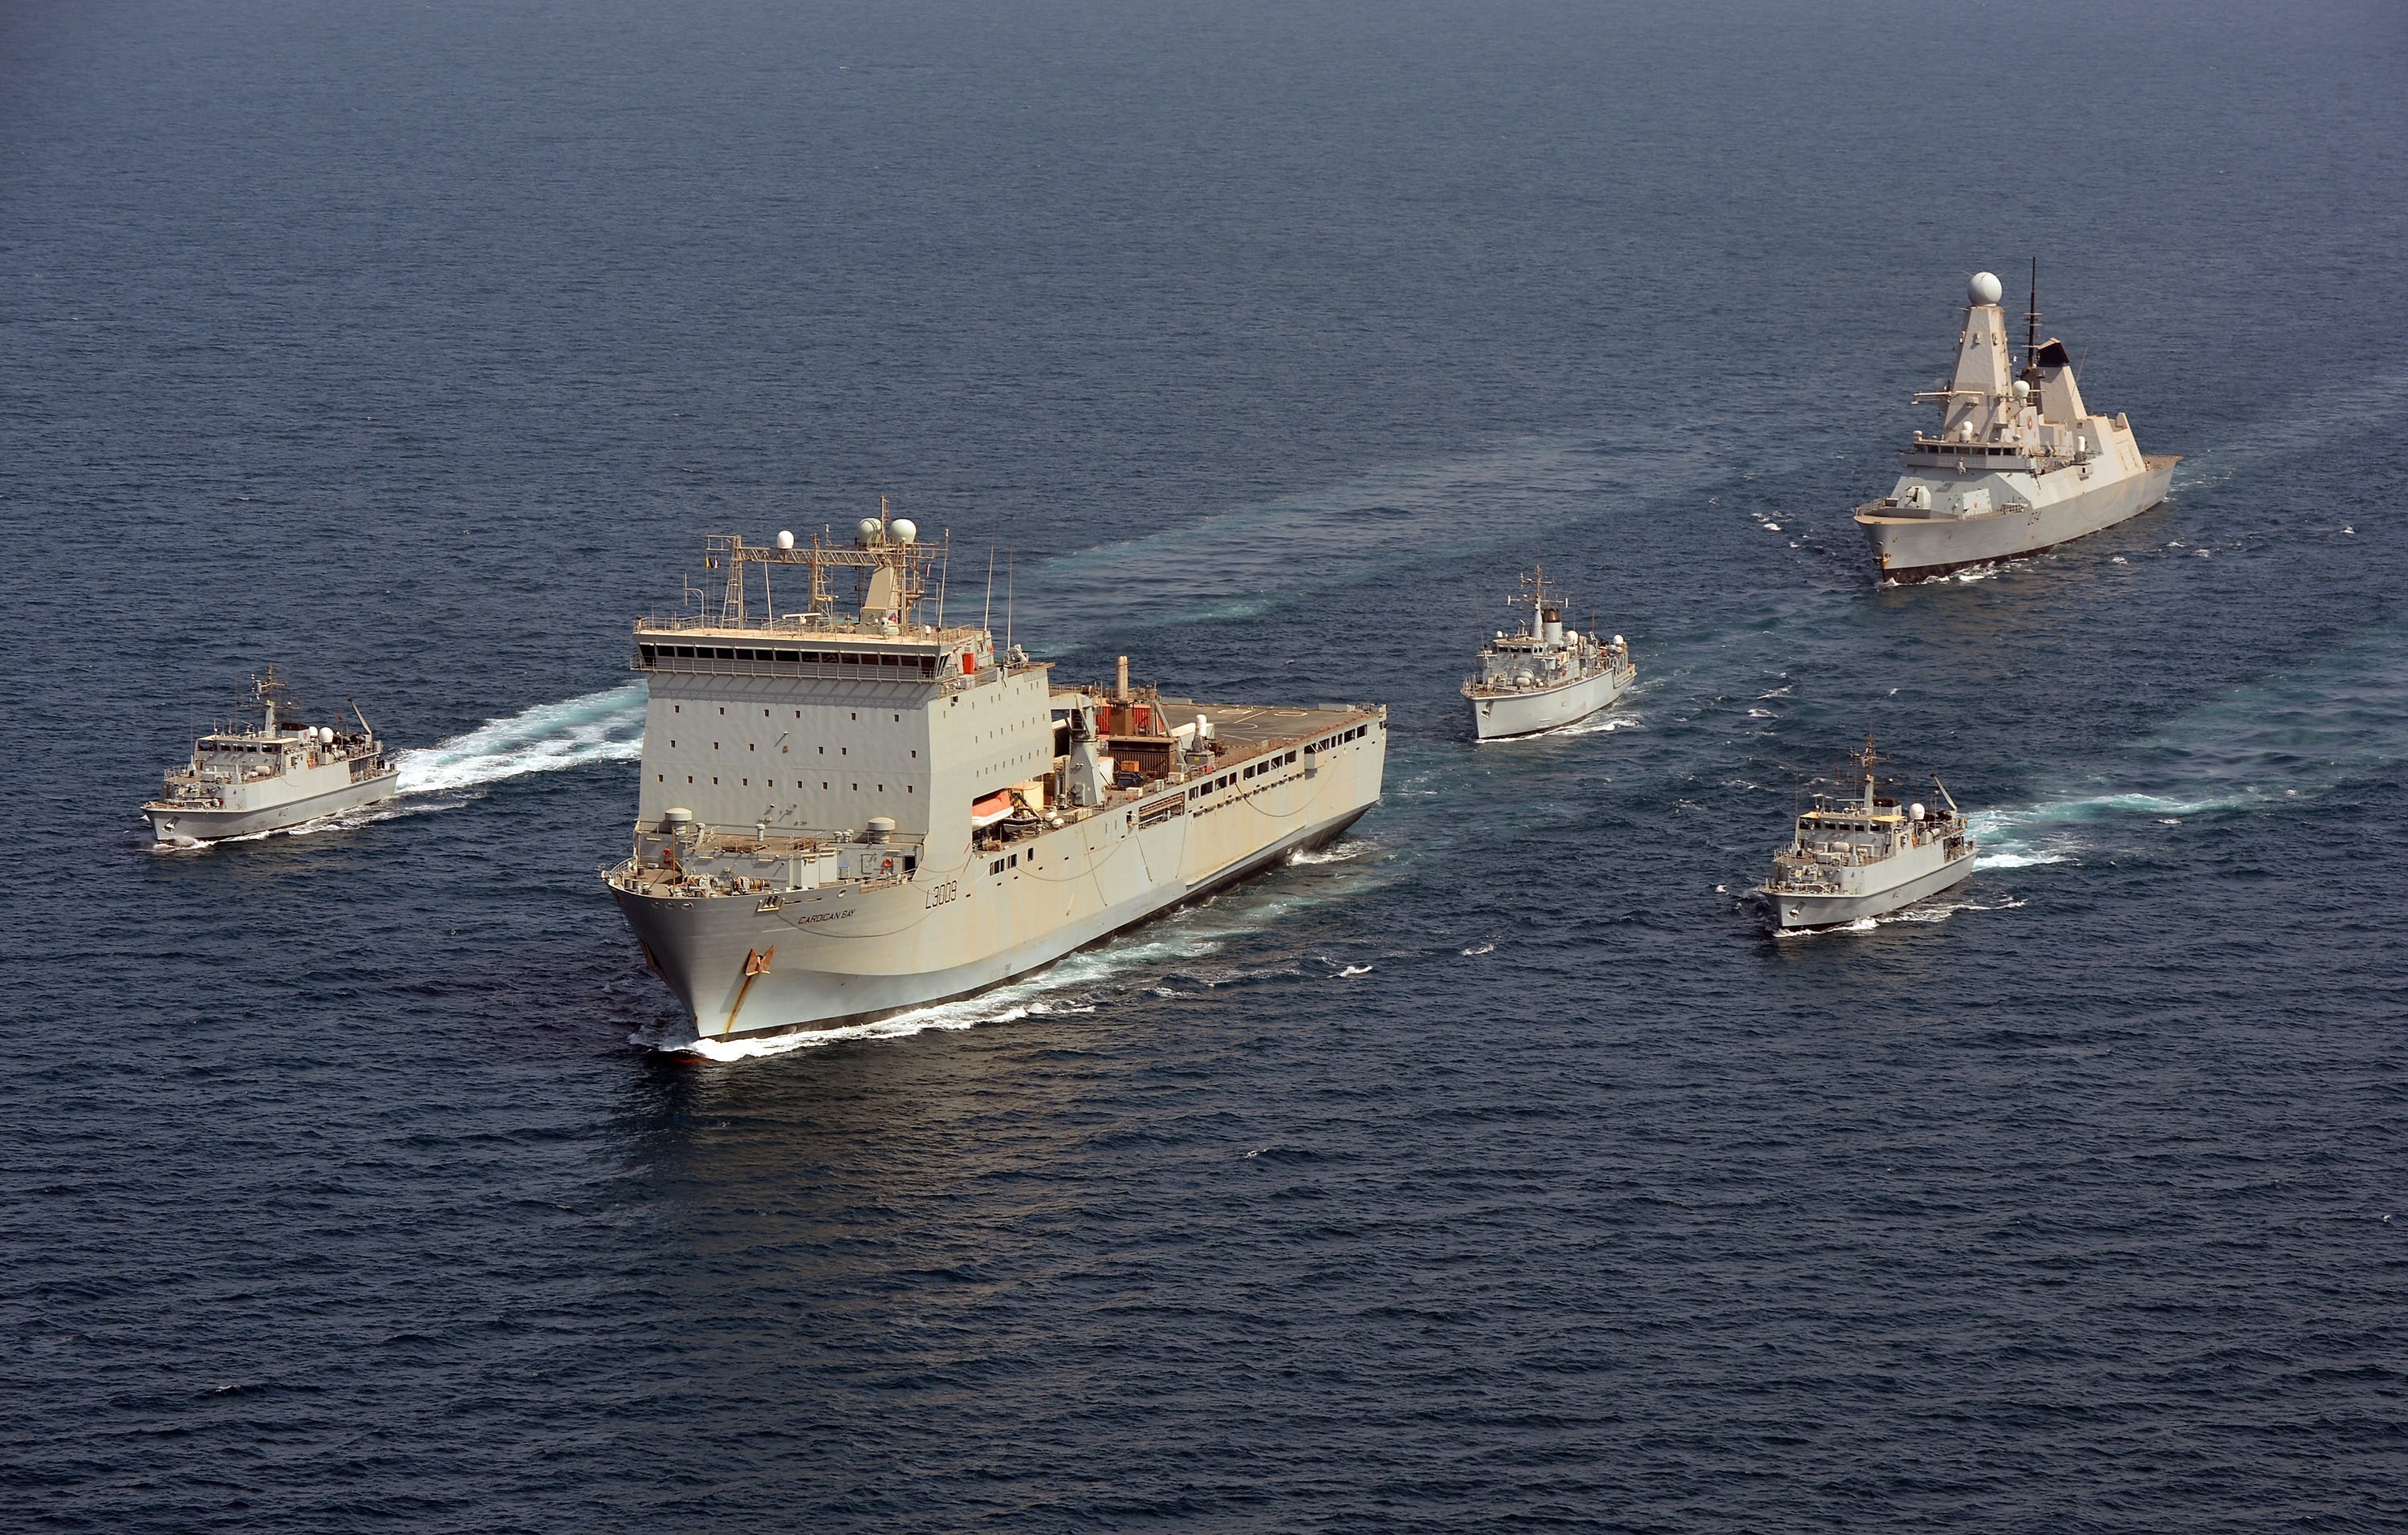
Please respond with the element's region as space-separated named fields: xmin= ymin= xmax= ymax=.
xmin=1966 ymin=615 xmax=2408 ymax=866
xmin=393 ymin=682 xmax=647 ymax=796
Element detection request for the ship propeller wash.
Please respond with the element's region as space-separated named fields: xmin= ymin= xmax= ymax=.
xmin=144 ymin=667 xmax=399 ymax=844
xmin=1462 ymin=565 xmax=1635 ymax=740
xmin=1757 ymin=735 xmax=1976 ymax=930
xmin=1856 ymin=265 xmax=2177 ymax=583
xmin=605 ymin=513 xmax=1389 ymax=1048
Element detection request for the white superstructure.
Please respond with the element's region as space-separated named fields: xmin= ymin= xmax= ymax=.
xmin=1855 ymin=267 xmax=2177 ymax=583
xmin=606 ymin=519 xmax=1388 ymax=1048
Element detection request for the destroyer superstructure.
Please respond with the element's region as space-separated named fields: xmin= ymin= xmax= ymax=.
xmin=605 ymin=515 xmax=1388 ymax=1047
xmin=1757 ymin=736 xmax=1975 ymax=930
xmin=1856 ymin=266 xmax=2177 ymax=583
xmin=1462 ymin=566 xmax=1634 ymax=740
xmin=144 ymin=668 xmax=399 ymax=844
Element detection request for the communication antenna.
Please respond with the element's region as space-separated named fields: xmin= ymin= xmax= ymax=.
xmin=1004 ymin=548 xmax=1015 ymax=655
xmin=982 ymin=544 xmax=996 ymax=633
xmin=2022 ymin=256 xmax=2041 ymax=378
xmin=935 ymin=534 xmax=950 ymax=629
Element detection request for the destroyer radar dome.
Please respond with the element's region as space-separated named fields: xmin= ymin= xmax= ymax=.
xmin=889 ymin=518 xmax=917 ymax=544
xmin=2011 ymin=378 xmax=2032 ymax=401
xmin=1968 ymin=271 xmax=2003 ymax=306
xmin=856 ymin=517 xmax=884 ymax=546
xmin=776 ymin=529 xmax=795 ymax=550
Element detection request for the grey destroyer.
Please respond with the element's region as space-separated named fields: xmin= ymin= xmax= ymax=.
xmin=1757 ymin=736 xmax=1976 ymax=930
xmin=1463 ymin=566 xmax=1635 ymax=740
xmin=605 ymin=517 xmax=1389 ymax=1048
xmin=1856 ymin=266 xmax=2177 ymax=583
xmin=145 ymin=668 xmax=399 ymax=844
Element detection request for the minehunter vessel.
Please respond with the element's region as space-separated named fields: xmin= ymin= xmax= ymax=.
xmin=1856 ymin=265 xmax=2177 ymax=584
xmin=144 ymin=667 xmax=399 ymax=844
xmin=1758 ymin=736 xmax=1976 ymax=930
xmin=1462 ymin=566 xmax=1634 ymax=740
xmin=604 ymin=515 xmax=1389 ymax=1048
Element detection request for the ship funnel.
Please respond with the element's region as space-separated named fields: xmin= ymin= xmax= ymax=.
xmin=1116 ymin=655 xmax=1130 ymax=700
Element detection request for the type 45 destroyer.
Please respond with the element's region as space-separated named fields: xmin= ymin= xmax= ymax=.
xmin=605 ymin=517 xmax=1389 ymax=1048
xmin=1856 ymin=266 xmax=2177 ymax=584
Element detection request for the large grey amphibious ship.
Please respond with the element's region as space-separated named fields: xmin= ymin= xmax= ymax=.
xmin=1856 ymin=267 xmax=2177 ymax=584
xmin=145 ymin=668 xmax=399 ymax=844
xmin=1757 ymin=736 xmax=1976 ymax=930
xmin=605 ymin=518 xmax=1389 ymax=1048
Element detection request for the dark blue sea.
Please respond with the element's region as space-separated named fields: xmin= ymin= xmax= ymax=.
xmin=6 ymin=2 xmax=2406 ymax=1528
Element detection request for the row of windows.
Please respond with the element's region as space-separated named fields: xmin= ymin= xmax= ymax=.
xmin=989 ymin=852 xmax=1019 ymax=875
xmin=641 ymin=643 xmax=939 ymax=675
xmin=658 ymin=776 xmax=914 ymax=793
xmin=673 ymin=706 xmax=901 ymax=723
xmin=1179 ymin=723 xmax=1367 ymax=801
xmin=665 ymin=739 xmax=915 ymax=759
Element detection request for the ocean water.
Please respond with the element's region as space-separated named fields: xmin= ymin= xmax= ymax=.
xmin=5 ymin=2 xmax=2406 ymax=1528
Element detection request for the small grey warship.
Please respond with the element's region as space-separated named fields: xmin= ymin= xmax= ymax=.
xmin=1758 ymin=736 xmax=1976 ymax=930
xmin=604 ymin=517 xmax=1389 ymax=1048
xmin=1855 ymin=265 xmax=2177 ymax=584
xmin=145 ymin=668 xmax=399 ymax=844
xmin=1462 ymin=566 xmax=1635 ymax=741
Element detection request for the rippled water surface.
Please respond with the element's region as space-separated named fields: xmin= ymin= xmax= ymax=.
xmin=6 ymin=2 xmax=2406 ymax=1529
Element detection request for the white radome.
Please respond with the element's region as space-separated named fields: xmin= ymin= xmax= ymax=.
xmin=776 ymin=529 xmax=795 ymax=550
xmin=856 ymin=517 xmax=885 ymax=546
xmin=889 ymin=517 xmax=917 ymax=544
xmin=1968 ymin=271 xmax=2004 ymax=307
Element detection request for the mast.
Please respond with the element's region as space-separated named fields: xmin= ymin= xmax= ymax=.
xmin=2022 ymin=257 xmax=2041 ymax=380
xmin=1849 ymin=731 xmax=1884 ymax=812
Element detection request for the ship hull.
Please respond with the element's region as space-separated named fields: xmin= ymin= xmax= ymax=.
xmin=616 ymin=731 xmax=1386 ymax=1047
xmin=1467 ymin=666 xmax=1632 ymax=740
xmin=145 ymin=771 xmax=400 ymax=843
xmin=1859 ymin=457 xmax=2176 ymax=584
xmin=1759 ymin=850 xmax=1976 ymax=931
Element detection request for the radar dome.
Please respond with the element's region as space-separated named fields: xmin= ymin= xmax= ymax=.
xmin=889 ymin=517 xmax=917 ymax=544
xmin=318 ymin=726 xmax=334 ymax=743
xmin=1612 ymin=634 xmax=1625 ymax=646
xmin=1967 ymin=271 xmax=2003 ymax=306
xmin=776 ymin=529 xmax=795 ymax=550
xmin=1910 ymin=802 xmax=1927 ymax=821
xmin=856 ymin=517 xmax=885 ymax=547
xmin=2011 ymin=378 xmax=2032 ymax=401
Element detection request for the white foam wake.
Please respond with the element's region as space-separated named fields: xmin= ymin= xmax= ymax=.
xmin=393 ymin=682 xmax=648 ymax=795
